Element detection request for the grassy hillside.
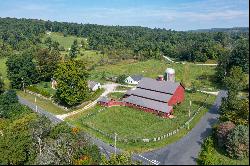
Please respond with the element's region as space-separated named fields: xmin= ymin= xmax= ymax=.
xmin=90 ymin=59 xmax=218 ymax=90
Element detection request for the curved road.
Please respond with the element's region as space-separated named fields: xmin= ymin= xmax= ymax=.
xmin=140 ymin=90 xmax=227 ymax=165
xmin=18 ymin=90 xmax=227 ymax=165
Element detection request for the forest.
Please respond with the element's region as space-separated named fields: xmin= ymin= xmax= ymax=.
xmin=0 ymin=17 xmax=249 ymax=62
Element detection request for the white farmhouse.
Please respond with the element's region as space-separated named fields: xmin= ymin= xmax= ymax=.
xmin=125 ymin=75 xmax=143 ymax=85
xmin=88 ymin=81 xmax=101 ymax=91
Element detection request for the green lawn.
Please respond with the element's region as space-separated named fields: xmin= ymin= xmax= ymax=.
xmin=115 ymin=86 xmax=133 ymax=91
xmin=66 ymin=91 xmax=216 ymax=152
xmin=0 ymin=57 xmax=9 ymax=89
xmin=17 ymin=91 xmax=68 ymax=115
xmin=108 ymin=92 xmax=125 ymax=100
xmin=89 ymin=59 xmax=219 ymax=90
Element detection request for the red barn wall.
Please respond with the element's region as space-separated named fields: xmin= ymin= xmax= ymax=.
xmin=168 ymin=85 xmax=185 ymax=106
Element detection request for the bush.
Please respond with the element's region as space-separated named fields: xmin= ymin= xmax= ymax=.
xmin=216 ymin=121 xmax=235 ymax=148
xmin=116 ymin=74 xmax=127 ymax=84
xmin=226 ymin=125 xmax=249 ymax=159
xmin=198 ymin=136 xmax=219 ymax=165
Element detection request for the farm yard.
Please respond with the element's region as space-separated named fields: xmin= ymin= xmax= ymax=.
xmin=66 ymin=91 xmax=216 ymax=152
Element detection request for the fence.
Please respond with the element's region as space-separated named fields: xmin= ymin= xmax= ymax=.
xmin=81 ymin=95 xmax=210 ymax=144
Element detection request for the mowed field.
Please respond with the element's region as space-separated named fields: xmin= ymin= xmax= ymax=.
xmin=66 ymin=91 xmax=216 ymax=150
xmin=90 ymin=59 xmax=218 ymax=90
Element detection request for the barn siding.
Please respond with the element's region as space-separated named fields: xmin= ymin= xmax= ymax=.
xmin=168 ymin=85 xmax=185 ymax=106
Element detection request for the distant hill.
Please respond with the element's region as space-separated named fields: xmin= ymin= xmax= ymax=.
xmin=189 ymin=27 xmax=249 ymax=33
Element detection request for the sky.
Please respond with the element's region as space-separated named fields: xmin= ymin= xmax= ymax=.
xmin=0 ymin=0 xmax=249 ymax=31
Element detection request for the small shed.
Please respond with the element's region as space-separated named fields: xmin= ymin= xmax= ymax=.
xmin=88 ymin=81 xmax=101 ymax=91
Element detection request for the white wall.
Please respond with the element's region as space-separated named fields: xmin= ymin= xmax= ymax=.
xmin=125 ymin=76 xmax=139 ymax=85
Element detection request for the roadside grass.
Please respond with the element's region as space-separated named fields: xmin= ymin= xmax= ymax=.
xmin=107 ymin=92 xmax=125 ymax=100
xmin=66 ymin=91 xmax=216 ymax=152
xmin=0 ymin=57 xmax=9 ymax=89
xmin=17 ymin=91 xmax=68 ymax=115
xmin=89 ymin=59 xmax=218 ymax=90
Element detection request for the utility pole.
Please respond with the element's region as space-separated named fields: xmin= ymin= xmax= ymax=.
xmin=189 ymin=100 xmax=192 ymax=118
xmin=35 ymin=97 xmax=37 ymax=112
xmin=114 ymin=133 xmax=117 ymax=156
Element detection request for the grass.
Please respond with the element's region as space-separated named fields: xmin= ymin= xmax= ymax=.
xmin=66 ymin=91 xmax=216 ymax=152
xmin=108 ymin=92 xmax=125 ymax=100
xmin=17 ymin=91 xmax=68 ymax=115
xmin=44 ymin=32 xmax=86 ymax=49
xmin=0 ymin=57 xmax=9 ymax=89
xmin=89 ymin=59 xmax=219 ymax=90
xmin=115 ymin=86 xmax=133 ymax=91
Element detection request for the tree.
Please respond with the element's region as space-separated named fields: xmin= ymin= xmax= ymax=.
xmin=54 ymin=60 xmax=90 ymax=106
xmin=0 ymin=73 xmax=4 ymax=94
xmin=0 ymin=113 xmax=37 ymax=164
xmin=229 ymin=38 xmax=249 ymax=73
xmin=69 ymin=40 xmax=78 ymax=59
xmin=216 ymin=121 xmax=235 ymax=148
xmin=6 ymin=51 xmax=38 ymax=89
xmin=101 ymin=153 xmax=141 ymax=165
xmin=219 ymin=98 xmax=249 ymax=125
xmin=223 ymin=66 xmax=247 ymax=99
xmin=116 ymin=74 xmax=127 ymax=84
xmin=226 ymin=125 xmax=249 ymax=159
xmin=35 ymin=48 xmax=61 ymax=81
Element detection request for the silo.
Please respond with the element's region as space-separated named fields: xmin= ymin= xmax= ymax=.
xmin=164 ymin=68 xmax=175 ymax=82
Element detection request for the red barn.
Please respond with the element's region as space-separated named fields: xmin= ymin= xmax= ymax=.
xmin=123 ymin=77 xmax=185 ymax=117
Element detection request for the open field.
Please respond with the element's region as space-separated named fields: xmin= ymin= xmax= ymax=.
xmin=66 ymin=91 xmax=216 ymax=152
xmin=44 ymin=32 xmax=86 ymax=49
xmin=89 ymin=59 xmax=219 ymax=90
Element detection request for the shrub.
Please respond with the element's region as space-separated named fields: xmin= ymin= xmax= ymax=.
xmin=198 ymin=136 xmax=219 ymax=165
xmin=226 ymin=125 xmax=249 ymax=159
xmin=216 ymin=121 xmax=235 ymax=148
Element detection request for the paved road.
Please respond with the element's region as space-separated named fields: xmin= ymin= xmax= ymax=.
xmin=140 ymin=90 xmax=227 ymax=165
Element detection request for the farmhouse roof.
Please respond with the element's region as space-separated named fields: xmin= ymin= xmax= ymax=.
xmin=137 ymin=77 xmax=182 ymax=94
xmin=123 ymin=95 xmax=173 ymax=113
xmin=130 ymin=75 xmax=144 ymax=82
xmin=88 ymin=80 xmax=100 ymax=89
xmin=126 ymin=88 xmax=172 ymax=103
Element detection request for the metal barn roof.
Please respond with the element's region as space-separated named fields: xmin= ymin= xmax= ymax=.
xmin=123 ymin=95 xmax=173 ymax=113
xmin=126 ymin=88 xmax=172 ymax=103
xmin=136 ymin=77 xmax=181 ymax=94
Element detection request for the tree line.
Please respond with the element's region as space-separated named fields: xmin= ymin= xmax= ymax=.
xmin=0 ymin=17 xmax=248 ymax=62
